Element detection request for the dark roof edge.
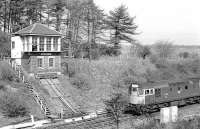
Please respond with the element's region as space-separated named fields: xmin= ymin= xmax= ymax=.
xmin=12 ymin=33 xmax=63 ymax=36
xmin=13 ymin=23 xmax=63 ymax=36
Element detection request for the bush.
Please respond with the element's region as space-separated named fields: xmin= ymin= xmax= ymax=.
xmin=0 ymin=92 xmax=29 ymax=117
xmin=99 ymin=44 xmax=121 ymax=56
xmin=73 ymin=43 xmax=100 ymax=60
xmin=0 ymin=31 xmax=10 ymax=58
xmin=0 ymin=62 xmax=16 ymax=81
xmin=179 ymin=52 xmax=189 ymax=58
xmin=137 ymin=45 xmax=151 ymax=59
xmin=62 ymin=62 xmax=76 ymax=77
xmin=0 ymin=84 xmax=6 ymax=91
xmin=152 ymin=40 xmax=174 ymax=58
xmin=135 ymin=119 xmax=163 ymax=129
xmin=70 ymin=73 xmax=91 ymax=90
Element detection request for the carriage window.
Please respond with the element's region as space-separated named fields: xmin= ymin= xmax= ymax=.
xmin=155 ymin=88 xmax=161 ymax=97
xmin=178 ymin=87 xmax=181 ymax=91
xmin=185 ymin=85 xmax=188 ymax=90
xmin=170 ymin=87 xmax=172 ymax=91
xmin=145 ymin=90 xmax=149 ymax=95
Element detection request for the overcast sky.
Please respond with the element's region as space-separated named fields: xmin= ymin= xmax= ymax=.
xmin=94 ymin=0 xmax=200 ymax=45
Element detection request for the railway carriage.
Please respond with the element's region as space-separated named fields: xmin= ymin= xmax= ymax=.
xmin=128 ymin=77 xmax=200 ymax=113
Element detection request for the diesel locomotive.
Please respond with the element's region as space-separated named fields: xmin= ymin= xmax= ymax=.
xmin=128 ymin=77 xmax=200 ymax=114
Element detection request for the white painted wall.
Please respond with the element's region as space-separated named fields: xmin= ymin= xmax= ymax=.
xmin=11 ymin=36 xmax=23 ymax=65
xmin=58 ymin=37 xmax=61 ymax=51
xmin=160 ymin=106 xmax=178 ymax=123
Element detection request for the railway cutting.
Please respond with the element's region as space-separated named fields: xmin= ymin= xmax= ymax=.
xmin=39 ymin=78 xmax=80 ymax=117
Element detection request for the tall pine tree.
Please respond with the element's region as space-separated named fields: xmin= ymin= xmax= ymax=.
xmin=107 ymin=5 xmax=138 ymax=49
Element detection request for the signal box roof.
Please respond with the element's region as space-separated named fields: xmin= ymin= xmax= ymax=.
xmin=13 ymin=23 xmax=62 ymax=36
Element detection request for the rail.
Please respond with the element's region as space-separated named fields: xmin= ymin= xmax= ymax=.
xmin=44 ymin=79 xmax=78 ymax=114
xmin=7 ymin=61 xmax=51 ymax=117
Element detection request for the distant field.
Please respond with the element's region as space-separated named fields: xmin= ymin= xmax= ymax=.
xmin=173 ymin=45 xmax=200 ymax=55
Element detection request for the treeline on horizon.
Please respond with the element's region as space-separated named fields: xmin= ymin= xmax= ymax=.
xmin=0 ymin=0 xmax=138 ymax=59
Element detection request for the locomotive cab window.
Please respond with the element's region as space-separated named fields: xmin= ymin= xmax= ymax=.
xmin=132 ymin=87 xmax=137 ymax=92
xmin=138 ymin=89 xmax=144 ymax=95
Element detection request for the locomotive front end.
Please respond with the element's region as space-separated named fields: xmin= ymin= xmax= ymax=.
xmin=129 ymin=84 xmax=145 ymax=105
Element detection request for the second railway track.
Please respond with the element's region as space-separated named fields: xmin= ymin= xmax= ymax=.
xmin=40 ymin=79 xmax=79 ymax=114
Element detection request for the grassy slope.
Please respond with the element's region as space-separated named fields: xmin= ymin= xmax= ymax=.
xmin=0 ymin=62 xmax=44 ymax=127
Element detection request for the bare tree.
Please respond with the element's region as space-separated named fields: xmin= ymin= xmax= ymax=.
xmin=104 ymin=93 xmax=127 ymax=129
xmin=136 ymin=45 xmax=151 ymax=59
xmin=153 ymin=40 xmax=174 ymax=58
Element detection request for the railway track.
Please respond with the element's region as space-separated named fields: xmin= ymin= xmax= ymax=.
xmin=37 ymin=113 xmax=151 ymax=129
xmin=40 ymin=79 xmax=79 ymax=115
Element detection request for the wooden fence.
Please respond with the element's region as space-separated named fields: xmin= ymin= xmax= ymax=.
xmin=1 ymin=58 xmax=52 ymax=117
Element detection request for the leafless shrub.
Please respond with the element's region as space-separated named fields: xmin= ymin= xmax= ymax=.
xmin=70 ymin=73 xmax=91 ymax=90
xmin=152 ymin=40 xmax=174 ymax=58
xmin=0 ymin=62 xmax=16 ymax=81
xmin=0 ymin=92 xmax=29 ymax=117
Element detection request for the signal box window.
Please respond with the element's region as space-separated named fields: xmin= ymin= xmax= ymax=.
xmin=37 ymin=58 xmax=43 ymax=68
xmin=47 ymin=37 xmax=51 ymax=51
xmin=12 ymin=41 xmax=15 ymax=49
xmin=39 ymin=37 xmax=44 ymax=51
xmin=49 ymin=58 xmax=54 ymax=67
xmin=155 ymin=88 xmax=161 ymax=97
xmin=53 ymin=37 xmax=58 ymax=51
xmin=32 ymin=37 xmax=38 ymax=51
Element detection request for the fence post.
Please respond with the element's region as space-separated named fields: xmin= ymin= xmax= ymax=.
xmin=18 ymin=70 xmax=21 ymax=78
xmin=60 ymin=108 xmax=63 ymax=119
xmin=31 ymin=115 xmax=34 ymax=123
xmin=14 ymin=63 xmax=17 ymax=71
xmin=40 ymin=101 xmax=43 ymax=111
xmin=22 ymin=76 xmax=25 ymax=83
